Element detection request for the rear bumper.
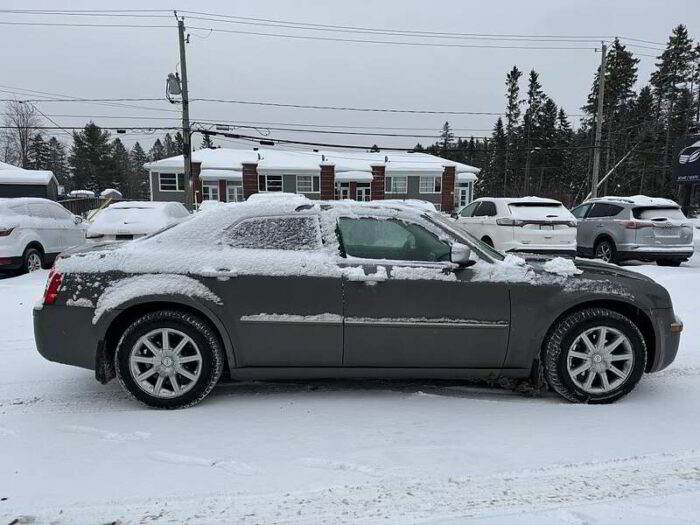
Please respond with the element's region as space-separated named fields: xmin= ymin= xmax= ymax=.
xmin=618 ymin=248 xmax=694 ymax=262
xmin=0 ymin=255 xmax=23 ymax=270
xmin=33 ymin=303 xmax=100 ymax=371
xmin=648 ymin=308 xmax=682 ymax=373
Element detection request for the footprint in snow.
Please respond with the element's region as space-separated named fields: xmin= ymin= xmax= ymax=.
xmin=150 ymin=451 xmax=257 ymax=475
xmin=59 ymin=425 xmax=150 ymax=443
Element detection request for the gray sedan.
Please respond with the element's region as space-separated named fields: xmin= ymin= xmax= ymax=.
xmin=34 ymin=198 xmax=682 ymax=408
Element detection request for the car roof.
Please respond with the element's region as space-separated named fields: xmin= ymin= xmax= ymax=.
xmin=472 ymin=196 xmax=563 ymax=205
xmin=584 ymin=195 xmax=679 ymax=208
xmin=0 ymin=197 xmax=60 ymax=206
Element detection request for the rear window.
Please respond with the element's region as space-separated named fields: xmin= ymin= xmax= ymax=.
xmin=224 ymin=216 xmax=321 ymax=251
xmin=633 ymin=207 xmax=686 ymax=220
xmin=508 ymin=202 xmax=569 ymax=219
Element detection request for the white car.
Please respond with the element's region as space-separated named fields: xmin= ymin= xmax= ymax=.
xmin=86 ymin=201 xmax=190 ymax=242
xmin=455 ymin=197 xmax=578 ymax=256
xmin=0 ymin=198 xmax=86 ymax=273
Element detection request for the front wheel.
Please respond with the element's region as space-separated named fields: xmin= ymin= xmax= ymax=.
xmin=594 ymin=239 xmax=616 ymax=264
xmin=543 ymin=308 xmax=646 ymax=404
xmin=115 ymin=310 xmax=224 ymax=409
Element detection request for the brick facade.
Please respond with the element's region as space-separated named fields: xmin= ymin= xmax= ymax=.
xmin=242 ymin=163 xmax=259 ymax=199
xmin=218 ymin=179 xmax=228 ymax=202
xmin=441 ymin=166 xmax=456 ymax=213
xmin=320 ymin=165 xmax=335 ymax=200
xmin=370 ymin=165 xmax=385 ymax=200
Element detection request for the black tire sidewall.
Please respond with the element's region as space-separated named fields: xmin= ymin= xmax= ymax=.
xmin=23 ymin=247 xmax=43 ymax=273
xmin=594 ymin=239 xmax=615 ymax=263
xmin=552 ymin=312 xmax=646 ymax=403
xmin=115 ymin=312 xmax=223 ymax=409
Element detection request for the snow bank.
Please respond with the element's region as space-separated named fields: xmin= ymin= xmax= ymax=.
xmin=93 ymin=274 xmax=221 ymax=324
xmin=543 ymin=257 xmax=583 ymax=277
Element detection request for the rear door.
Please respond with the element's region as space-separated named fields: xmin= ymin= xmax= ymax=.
xmin=216 ymin=214 xmax=343 ymax=367
xmin=48 ymin=202 xmax=85 ymax=249
xmin=336 ymin=216 xmax=511 ymax=368
xmin=27 ymin=203 xmax=63 ymax=254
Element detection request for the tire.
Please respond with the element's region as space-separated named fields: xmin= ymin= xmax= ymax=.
xmin=115 ymin=310 xmax=225 ymax=409
xmin=542 ymin=307 xmax=646 ymax=404
xmin=22 ymin=247 xmax=44 ymax=273
xmin=481 ymin=237 xmax=494 ymax=247
xmin=594 ymin=238 xmax=616 ymax=264
xmin=657 ymin=259 xmax=681 ymax=267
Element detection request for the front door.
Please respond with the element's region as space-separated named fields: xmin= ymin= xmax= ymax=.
xmin=336 ymin=216 xmax=510 ymax=368
xmin=356 ymin=184 xmax=371 ymax=201
xmin=217 ymin=214 xmax=343 ymax=367
xmin=457 ymin=187 xmax=469 ymax=208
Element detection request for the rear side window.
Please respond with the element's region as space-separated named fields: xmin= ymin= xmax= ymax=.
xmin=475 ymin=201 xmax=497 ymax=217
xmin=225 ymin=216 xmax=321 ymax=250
xmin=633 ymin=207 xmax=686 ymax=220
xmin=28 ymin=203 xmax=53 ymax=219
xmin=587 ymin=203 xmax=623 ymax=218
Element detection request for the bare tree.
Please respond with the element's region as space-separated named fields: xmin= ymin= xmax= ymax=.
xmin=2 ymin=99 xmax=42 ymax=168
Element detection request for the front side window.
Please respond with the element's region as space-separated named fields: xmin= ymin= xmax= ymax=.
xmin=385 ymin=176 xmax=408 ymax=194
xmin=201 ymin=181 xmax=219 ymax=201
xmin=159 ymin=173 xmax=184 ymax=192
xmin=225 ymin=216 xmax=321 ymax=250
xmin=337 ymin=217 xmax=451 ymax=262
xmin=296 ymin=175 xmax=320 ymax=194
xmin=258 ymin=175 xmax=283 ymax=192
xmin=419 ymin=176 xmax=442 ymax=194
xmin=227 ymin=181 xmax=244 ymax=202
xmin=459 ymin=201 xmax=479 ymax=217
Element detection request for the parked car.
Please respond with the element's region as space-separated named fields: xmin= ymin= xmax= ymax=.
xmin=571 ymin=196 xmax=694 ymax=266
xmin=454 ymin=197 xmax=577 ymax=256
xmin=0 ymin=198 xmax=85 ymax=273
xmin=86 ymin=201 xmax=190 ymax=242
xmin=34 ymin=197 xmax=681 ymax=408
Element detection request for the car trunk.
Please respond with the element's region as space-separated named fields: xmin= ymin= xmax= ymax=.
xmin=633 ymin=207 xmax=693 ymax=246
xmin=508 ymin=202 xmax=576 ymax=247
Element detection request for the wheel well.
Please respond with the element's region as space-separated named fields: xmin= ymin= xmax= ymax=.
xmin=100 ymin=301 xmax=231 ymax=383
xmin=24 ymin=241 xmax=44 ymax=256
xmin=481 ymin=236 xmax=493 ymax=245
xmin=593 ymin=235 xmax=616 ymax=251
xmin=542 ymin=300 xmax=656 ymax=373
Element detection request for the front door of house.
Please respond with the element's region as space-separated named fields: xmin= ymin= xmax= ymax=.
xmin=457 ymin=187 xmax=469 ymax=209
xmin=338 ymin=183 xmax=350 ymax=200
xmin=356 ymin=184 xmax=371 ymax=201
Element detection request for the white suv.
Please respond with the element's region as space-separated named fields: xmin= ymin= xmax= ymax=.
xmin=0 ymin=198 xmax=86 ymax=273
xmin=455 ymin=197 xmax=578 ymax=256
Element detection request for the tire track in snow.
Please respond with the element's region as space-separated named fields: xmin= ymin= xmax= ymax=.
xmin=13 ymin=451 xmax=700 ymax=524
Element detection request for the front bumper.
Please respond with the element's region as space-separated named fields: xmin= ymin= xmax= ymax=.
xmin=648 ymin=308 xmax=682 ymax=373
xmin=33 ymin=304 xmax=100 ymax=371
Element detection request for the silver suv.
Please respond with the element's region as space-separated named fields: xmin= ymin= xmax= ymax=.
xmin=571 ymin=196 xmax=694 ymax=266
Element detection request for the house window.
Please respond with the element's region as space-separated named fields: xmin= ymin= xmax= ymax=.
xmin=227 ymin=181 xmax=244 ymax=202
xmin=202 ymin=181 xmax=219 ymax=201
xmin=158 ymin=172 xmax=184 ymax=192
xmin=258 ymin=175 xmax=283 ymax=192
xmin=419 ymin=176 xmax=442 ymax=194
xmin=384 ymin=176 xmax=407 ymax=193
xmin=296 ymin=175 xmax=320 ymax=194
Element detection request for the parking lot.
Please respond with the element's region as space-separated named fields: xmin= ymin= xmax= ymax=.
xmin=1 ymin=252 xmax=699 ymax=524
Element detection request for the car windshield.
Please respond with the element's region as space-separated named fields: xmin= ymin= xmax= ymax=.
xmin=426 ymin=212 xmax=505 ymax=261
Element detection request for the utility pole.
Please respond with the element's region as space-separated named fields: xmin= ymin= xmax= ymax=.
xmin=590 ymin=42 xmax=607 ymax=198
xmin=175 ymin=11 xmax=193 ymax=209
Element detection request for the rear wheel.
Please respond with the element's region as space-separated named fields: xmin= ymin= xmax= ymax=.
xmin=657 ymin=259 xmax=681 ymax=267
xmin=115 ymin=310 xmax=224 ymax=409
xmin=543 ymin=308 xmax=646 ymax=404
xmin=594 ymin=239 xmax=616 ymax=264
xmin=22 ymin=247 xmax=44 ymax=273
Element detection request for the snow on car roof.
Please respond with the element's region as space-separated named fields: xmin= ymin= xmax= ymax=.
xmin=592 ymin=195 xmax=679 ymax=207
xmin=475 ymin=196 xmax=564 ymax=205
xmin=144 ymin=147 xmax=481 ymax=176
xmin=109 ymin=201 xmax=180 ymax=209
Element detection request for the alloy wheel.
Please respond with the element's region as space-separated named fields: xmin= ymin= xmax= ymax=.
xmin=27 ymin=253 xmax=42 ymax=272
xmin=566 ymin=326 xmax=634 ymax=395
xmin=595 ymin=242 xmax=612 ymax=262
xmin=128 ymin=328 xmax=203 ymax=398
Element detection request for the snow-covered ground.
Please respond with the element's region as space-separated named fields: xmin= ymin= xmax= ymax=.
xmin=1 ymin=257 xmax=700 ymax=525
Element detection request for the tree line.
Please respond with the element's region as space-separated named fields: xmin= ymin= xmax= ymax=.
xmin=416 ymin=25 xmax=700 ymax=206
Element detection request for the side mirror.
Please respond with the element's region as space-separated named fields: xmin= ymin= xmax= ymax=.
xmin=450 ymin=211 xmax=459 ymax=219
xmin=450 ymin=242 xmax=472 ymax=267
xmin=74 ymin=215 xmax=83 ymax=224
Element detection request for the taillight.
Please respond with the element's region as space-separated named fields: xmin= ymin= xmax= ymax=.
xmin=0 ymin=227 xmax=15 ymax=237
xmin=43 ymin=270 xmax=63 ymax=305
xmin=623 ymin=220 xmax=653 ymax=230
xmin=496 ymin=218 xmax=525 ymax=226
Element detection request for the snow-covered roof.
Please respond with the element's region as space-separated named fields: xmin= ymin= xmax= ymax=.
xmin=0 ymin=169 xmax=56 ymax=186
xmin=592 ymin=195 xmax=679 ymax=207
xmin=199 ymin=168 xmax=242 ymax=182
xmin=144 ymin=147 xmax=480 ymax=177
xmin=109 ymin=201 xmax=180 ymax=210
xmin=100 ymin=188 xmax=123 ymax=199
xmin=334 ymin=171 xmax=373 ymax=182
xmin=0 ymin=160 xmax=22 ymax=170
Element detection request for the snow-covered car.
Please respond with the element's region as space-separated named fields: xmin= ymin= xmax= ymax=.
xmin=67 ymin=190 xmax=96 ymax=198
xmin=86 ymin=201 xmax=190 ymax=242
xmin=34 ymin=197 xmax=682 ymax=408
xmin=0 ymin=198 xmax=86 ymax=273
xmin=455 ymin=197 xmax=577 ymax=256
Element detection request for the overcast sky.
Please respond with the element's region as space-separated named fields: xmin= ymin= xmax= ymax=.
xmin=1 ymin=0 xmax=699 ymax=153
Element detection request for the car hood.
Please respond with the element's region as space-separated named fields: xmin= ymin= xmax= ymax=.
xmin=522 ymin=255 xmax=656 ymax=284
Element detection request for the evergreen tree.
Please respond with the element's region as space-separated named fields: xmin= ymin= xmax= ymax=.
xmin=480 ymin=118 xmax=506 ymax=197
xmin=45 ymin=137 xmax=69 ymax=187
xmin=174 ymin=131 xmax=185 ymax=153
xmin=163 ymin=133 xmax=178 ymax=157
xmin=27 ymin=133 xmax=50 ymax=170
xmin=521 ymin=70 xmax=547 ymax=196
xmin=201 ymin=134 xmax=215 ymax=149
xmin=504 ymin=66 xmax=523 ymax=196
xmin=149 ymin=138 xmax=166 ymax=161
xmin=111 ymin=138 xmax=131 ymax=192
xmin=68 ymin=122 xmax=115 ymax=192
xmin=439 ymin=122 xmax=454 ymax=155
xmin=128 ymin=142 xmax=150 ymax=199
